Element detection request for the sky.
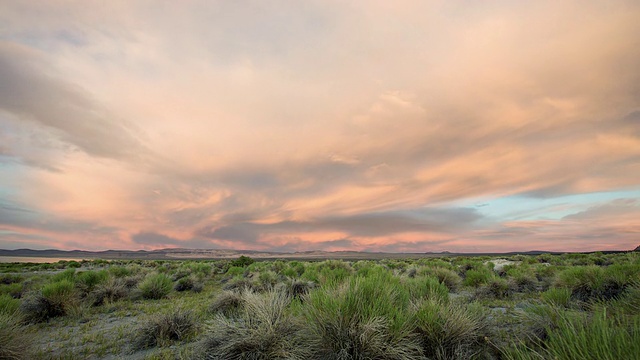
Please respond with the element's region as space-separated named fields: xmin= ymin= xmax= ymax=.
xmin=0 ymin=1 xmax=639 ymax=253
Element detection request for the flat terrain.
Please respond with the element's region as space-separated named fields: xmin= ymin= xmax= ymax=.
xmin=1 ymin=251 xmax=639 ymax=359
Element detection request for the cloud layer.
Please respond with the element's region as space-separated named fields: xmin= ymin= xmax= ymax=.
xmin=1 ymin=1 xmax=639 ymax=252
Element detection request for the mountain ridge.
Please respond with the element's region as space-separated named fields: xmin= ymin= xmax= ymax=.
xmin=0 ymin=246 xmax=634 ymax=260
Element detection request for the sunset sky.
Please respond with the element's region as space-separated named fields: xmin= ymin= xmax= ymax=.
xmin=1 ymin=1 xmax=639 ymax=253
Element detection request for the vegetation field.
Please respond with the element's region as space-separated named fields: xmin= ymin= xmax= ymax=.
xmin=0 ymin=251 xmax=638 ymax=359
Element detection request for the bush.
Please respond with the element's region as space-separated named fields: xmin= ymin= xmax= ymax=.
xmin=21 ymin=280 xmax=78 ymax=322
xmin=139 ymin=273 xmax=173 ymax=300
xmin=0 ymin=313 xmax=33 ymax=359
xmin=0 ymin=283 xmax=23 ymax=299
xmin=223 ymin=277 xmax=259 ymax=292
xmin=225 ymin=266 xmax=246 ymax=277
xmin=92 ymin=278 xmax=128 ymax=306
xmin=285 ymin=279 xmax=315 ymax=301
xmin=405 ymin=276 xmax=449 ymax=303
xmin=541 ymin=288 xmax=572 ymax=308
xmin=200 ymin=290 xmax=308 ymax=359
xmin=258 ymin=270 xmax=279 ymax=289
xmin=505 ymin=310 xmax=640 ymax=360
xmin=463 ymin=269 xmax=492 ymax=287
xmin=553 ymin=265 xmax=635 ymax=303
xmin=230 ymin=255 xmax=255 ymax=268
xmin=76 ymin=270 xmax=108 ymax=293
xmin=476 ymin=277 xmax=512 ymax=299
xmin=209 ymin=291 xmax=244 ymax=316
xmin=109 ymin=266 xmax=131 ymax=278
xmin=51 ymin=268 xmax=76 ymax=282
xmin=133 ymin=309 xmax=197 ymax=349
xmin=431 ymin=268 xmax=462 ymax=292
xmin=414 ymin=299 xmax=488 ymax=360
xmin=66 ymin=261 xmax=82 ymax=268
xmin=174 ymin=277 xmax=194 ymax=292
xmin=303 ymin=272 xmax=422 ymax=359
xmin=507 ymin=268 xmax=538 ymax=292
xmin=0 ymin=274 xmax=22 ymax=285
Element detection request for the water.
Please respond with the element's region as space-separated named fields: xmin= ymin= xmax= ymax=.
xmin=0 ymin=256 xmax=84 ymax=263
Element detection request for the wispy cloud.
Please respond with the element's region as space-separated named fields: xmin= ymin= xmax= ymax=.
xmin=1 ymin=1 xmax=639 ymax=251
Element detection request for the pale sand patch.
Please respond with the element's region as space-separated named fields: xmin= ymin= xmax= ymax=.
xmin=485 ymin=259 xmax=520 ymax=272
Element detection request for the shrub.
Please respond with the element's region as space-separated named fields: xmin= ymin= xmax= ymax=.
xmin=303 ymin=272 xmax=422 ymax=359
xmin=541 ymin=288 xmax=572 ymax=308
xmin=414 ymin=299 xmax=488 ymax=360
xmin=258 ymin=270 xmax=279 ymax=289
xmin=0 ymin=283 xmax=23 ymax=299
xmin=553 ymin=265 xmax=636 ymax=303
xmin=174 ymin=277 xmax=194 ymax=292
xmin=0 ymin=274 xmax=22 ymax=285
xmin=311 ymin=260 xmax=354 ymax=285
xmin=133 ymin=309 xmax=197 ymax=349
xmin=109 ymin=266 xmax=131 ymax=278
xmin=285 ymin=279 xmax=315 ymax=301
xmin=463 ymin=269 xmax=492 ymax=287
xmin=51 ymin=268 xmax=76 ymax=282
xmin=66 ymin=261 xmax=82 ymax=268
xmin=476 ymin=277 xmax=512 ymax=299
xmin=76 ymin=270 xmax=108 ymax=293
xmin=0 ymin=313 xmax=33 ymax=359
xmin=139 ymin=273 xmax=173 ymax=300
xmin=21 ymin=295 xmax=59 ymax=322
xmin=225 ymin=266 xmax=246 ymax=277
xmin=122 ymin=275 xmax=142 ymax=289
xmin=606 ymin=282 xmax=640 ymax=316
xmin=230 ymin=255 xmax=255 ymax=268
xmin=425 ymin=268 xmax=462 ymax=292
xmin=92 ymin=278 xmax=128 ymax=306
xmin=223 ymin=277 xmax=258 ymax=292
xmin=507 ymin=267 xmax=538 ymax=292
xmin=21 ymin=280 xmax=78 ymax=322
xmin=405 ymin=276 xmax=450 ymax=303
xmin=209 ymin=291 xmax=244 ymax=316
xmin=200 ymin=290 xmax=308 ymax=359
xmin=505 ymin=310 xmax=640 ymax=360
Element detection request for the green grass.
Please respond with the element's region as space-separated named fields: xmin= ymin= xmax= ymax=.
xmin=133 ymin=309 xmax=197 ymax=349
xmin=414 ymin=298 xmax=489 ymax=360
xmin=139 ymin=273 xmax=173 ymax=300
xmin=505 ymin=309 xmax=640 ymax=360
xmin=463 ymin=268 xmax=493 ymax=287
xmin=200 ymin=290 xmax=307 ymax=359
xmin=304 ymin=271 xmax=422 ymax=359
xmin=2 ymin=252 xmax=640 ymax=359
xmin=0 ymin=313 xmax=33 ymax=359
xmin=0 ymin=293 xmax=20 ymax=315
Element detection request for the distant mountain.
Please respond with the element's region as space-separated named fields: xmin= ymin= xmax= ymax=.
xmin=634 ymin=245 xmax=640 ymax=252
xmin=0 ymin=247 xmax=632 ymax=261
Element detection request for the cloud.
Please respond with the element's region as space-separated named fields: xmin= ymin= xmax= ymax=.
xmin=0 ymin=41 xmax=150 ymax=162
xmin=1 ymin=1 xmax=640 ymax=252
xmin=197 ymin=207 xmax=482 ymax=245
xmin=131 ymin=231 xmax=219 ymax=249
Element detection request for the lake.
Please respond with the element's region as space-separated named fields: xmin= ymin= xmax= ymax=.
xmin=0 ymin=256 xmax=84 ymax=263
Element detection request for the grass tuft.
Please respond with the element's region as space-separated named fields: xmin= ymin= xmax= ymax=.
xmin=0 ymin=313 xmax=33 ymax=359
xmin=200 ymin=290 xmax=307 ymax=359
xmin=133 ymin=309 xmax=197 ymax=349
xmin=414 ymin=298 xmax=489 ymax=360
xmin=209 ymin=290 xmax=244 ymax=316
xmin=139 ymin=273 xmax=173 ymax=300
